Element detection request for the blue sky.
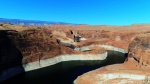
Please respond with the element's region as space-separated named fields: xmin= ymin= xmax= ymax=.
xmin=0 ymin=0 xmax=150 ymax=25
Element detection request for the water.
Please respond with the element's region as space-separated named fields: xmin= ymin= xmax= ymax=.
xmin=2 ymin=50 xmax=127 ymax=84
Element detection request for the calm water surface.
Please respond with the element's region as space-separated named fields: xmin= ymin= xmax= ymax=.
xmin=2 ymin=51 xmax=127 ymax=84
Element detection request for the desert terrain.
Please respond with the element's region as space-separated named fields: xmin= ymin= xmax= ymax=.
xmin=1 ymin=23 xmax=150 ymax=83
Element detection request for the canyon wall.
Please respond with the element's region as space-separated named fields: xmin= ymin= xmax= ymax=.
xmin=1 ymin=23 xmax=150 ymax=83
xmin=74 ymin=33 xmax=150 ymax=84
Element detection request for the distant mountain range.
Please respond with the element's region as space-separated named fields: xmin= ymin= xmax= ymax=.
xmin=0 ymin=18 xmax=76 ymax=26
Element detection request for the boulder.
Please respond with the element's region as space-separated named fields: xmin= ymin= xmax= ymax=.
xmin=127 ymin=33 xmax=150 ymax=66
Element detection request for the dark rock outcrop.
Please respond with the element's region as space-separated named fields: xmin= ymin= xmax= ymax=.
xmin=0 ymin=30 xmax=24 ymax=83
xmin=0 ymin=30 xmax=23 ymax=71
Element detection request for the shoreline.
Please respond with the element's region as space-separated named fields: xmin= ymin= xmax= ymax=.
xmin=23 ymin=52 xmax=107 ymax=71
xmin=0 ymin=45 xmax=127 ymax=83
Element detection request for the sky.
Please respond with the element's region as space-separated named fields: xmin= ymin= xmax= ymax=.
xmin=0 ymin=0 xmax=150 ymax=25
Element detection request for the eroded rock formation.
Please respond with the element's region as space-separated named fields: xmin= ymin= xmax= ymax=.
xmin=74 ymin=33 xmax=150 ymax=84
xmin=127 ymin=33 xmax=150 ymax=66
xmin=1 ymin=23 xmax=150 ymax=83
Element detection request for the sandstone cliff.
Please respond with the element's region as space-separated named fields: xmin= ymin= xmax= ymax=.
xmin=74 ymin=33 xmax=150 ymax=84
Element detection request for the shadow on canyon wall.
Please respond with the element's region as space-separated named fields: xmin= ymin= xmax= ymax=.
xmin=103 ymin=50 xmax=127 ymax=66
xmin=0 ymin=30 xmax=24 ymax=82
xmin=2 ymin=50 xmax=127 ymax=84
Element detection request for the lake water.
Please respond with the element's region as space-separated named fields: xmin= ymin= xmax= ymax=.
xmin=2 ymin=50 xmax=127 ymax=84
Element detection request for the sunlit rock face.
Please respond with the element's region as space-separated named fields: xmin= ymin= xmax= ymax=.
xmin=74 ymin=33 xmax=150 ymax=84
xmin=127 ymin=33 xmax=150 ymax=66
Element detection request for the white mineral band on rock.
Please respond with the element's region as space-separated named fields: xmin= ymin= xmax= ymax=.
xmin=23 ymin=52 xmax=107 ymax=71
xmin=24 ymin=45 xmax=127 ymax=72
xmin=74 ymin=44 xmax=127 ymax=53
